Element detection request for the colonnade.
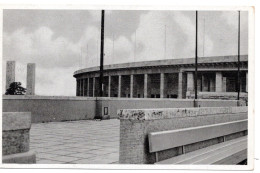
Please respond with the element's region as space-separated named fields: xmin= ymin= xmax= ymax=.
xmin=76 ymin=71 xmax=248 ymax=98
xmin=77 ymin=72 xmax=184 ymax=99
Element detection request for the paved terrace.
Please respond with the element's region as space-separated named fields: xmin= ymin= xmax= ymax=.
xmin=30 ymin=119 xmax=119 ymax=164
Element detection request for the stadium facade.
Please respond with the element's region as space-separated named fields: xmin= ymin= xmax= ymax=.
xmin=73 ymin=55 xmax=248 ymax=99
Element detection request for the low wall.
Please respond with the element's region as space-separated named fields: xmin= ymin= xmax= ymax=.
xmin=3 ymin=95 xmax=97 ymax=123
xmin=3 ymin=95 xmax=242 ymax=123
xmin=118 ymin=106 xmax=248 ymax=164
xmin=2 ymin=112 xmax=36 ymax=163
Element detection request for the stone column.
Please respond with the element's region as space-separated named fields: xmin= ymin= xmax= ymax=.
xmin=108 ymin=76 xmax=111 ymax=97
xmin=78 ymin=79 xmax=81 ymax=96
xmin=215 ymin=72 xmax=223 ymax=92
xmin=178 ymin=72 xmax=183 ymax=99
xmin=118 ymin=75 xmax=121 ymax=98
xmin=187 ymin=72 xmax=194 ymax=92
xmin=222 ymin=77 xmax=227 ymax=92
xmin=130 ymin=75 xmax=134 ymax=98
xmin=76 ymin=80 xmax=79 ymax=96
xmin=209 ymin=78 xmax=215 ymax=92
xmin=82 ymin=79 xmax=85 ymax=96
xmin=26 ymin=63 xmax=35 ymax=95
xmin=246 ymin=72 xmax=248 ymax=92
xmin=144 ymin=74 xmax=148 ymax=98
xmin=87 ymin=78 xmax=90 ymax=96
xmin=6 ymin=61 xmax=15 ymax=90
xmin=240 ymin=78 xmax=243 ymax=92
xmin=201 ymin=74 xmax=208 ymax=91
xmin=160 ymin=73 xmax=164 ymax=98
xmin=93 ymin=77 xmax=95 ymax=97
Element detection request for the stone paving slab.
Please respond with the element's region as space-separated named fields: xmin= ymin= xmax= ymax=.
xmin=30 ymin=119 xmax=120 ymax=164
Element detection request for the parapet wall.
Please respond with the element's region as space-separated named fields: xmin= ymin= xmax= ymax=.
xmin=3 ymin=95 xmax=243 ymax=123
xmin=118 ymin=106 xmax=248 ymax=164
xmin=2 ymin=95 xmax=96 ymax=123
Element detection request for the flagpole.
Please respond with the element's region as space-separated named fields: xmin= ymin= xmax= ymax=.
xmin=237 ymin=11 xmax=240 ymax=101
xmin=99 ymin=10 xmax=105 ymax=98
xmin=94 ymin=10 xmax=105 ymax=120
xmin=195 ymin=11 xmax=198 ymax=100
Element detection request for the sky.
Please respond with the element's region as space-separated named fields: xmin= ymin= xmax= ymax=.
xmin=2 ymin=10 xmax=248 ymax=96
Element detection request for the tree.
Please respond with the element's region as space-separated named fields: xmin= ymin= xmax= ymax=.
xmin=5 ymin=82 xmax=26 ymax=95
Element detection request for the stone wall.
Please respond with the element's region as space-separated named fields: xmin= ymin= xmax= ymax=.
xmin=2 ymin=112 xmax=36 ymax=163
xmin=118 ymin=107 xmax=248 ymax=164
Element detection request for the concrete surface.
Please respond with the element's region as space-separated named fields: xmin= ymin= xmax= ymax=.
xmin=30 ymin=119 xmax=120 ymax=164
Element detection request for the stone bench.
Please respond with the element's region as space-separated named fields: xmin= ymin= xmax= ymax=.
xmin=2 ymin=112 xmax=36 ymax=163
xmin=118 ymin=106 xmax=248 ymax=164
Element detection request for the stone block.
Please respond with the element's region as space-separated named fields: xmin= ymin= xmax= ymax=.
xmin=2 ymin=129 xmax=30 ymax=155
xmin=2 ymin=151 xmax=36 ymax=164
xmin=2 ymin=112 xmax=31 ymax=131
xmin=2 ymin=112 xmax=36 ymax=164
xmin=2 ymin=112 xmax=31 ymax=155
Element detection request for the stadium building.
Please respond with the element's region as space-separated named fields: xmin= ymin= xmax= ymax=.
xmin=73 ymin=55 xmax=248 ymax=99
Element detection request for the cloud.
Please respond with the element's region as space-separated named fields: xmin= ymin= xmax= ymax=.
xmin=2 ymin=10 xmax=248 ymax=96
xmin=3 ymin=27 xmax=80 ymax=68
xmin=124 ymin=11 xmax=203 ymax=62
xmin=3 ymin=26 xmax=83 ymax=96
xmin=198 ymin=11 xmax=248 ymax=57
xmin=3 ymin=10 xmax=100 ymax=42
xmin=124 ymin=10 xmax=248 ymax=63
xmin=2 ymin=23 xmax=134 ymax=95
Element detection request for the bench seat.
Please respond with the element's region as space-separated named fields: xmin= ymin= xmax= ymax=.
xmin=149 ymin=119 xmax=248 ymax=164
xmin=155 ymin=136 xmax=247 ymax=165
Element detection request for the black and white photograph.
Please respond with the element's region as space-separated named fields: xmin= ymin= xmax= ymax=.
xmin=0 ymin=3 xmax=255 ymax=171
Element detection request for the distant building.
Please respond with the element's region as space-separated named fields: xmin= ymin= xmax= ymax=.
xmin=73 ymin=55 xmax=248 ymax=99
